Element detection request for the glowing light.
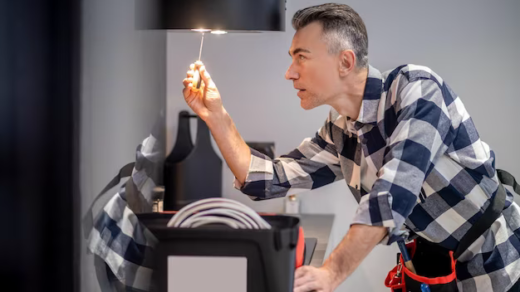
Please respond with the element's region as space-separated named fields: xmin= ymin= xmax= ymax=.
xmin=211 ymin=30 xmax=228 ymax=35
xmin=191 ymin=28 xmax=211 ymax=32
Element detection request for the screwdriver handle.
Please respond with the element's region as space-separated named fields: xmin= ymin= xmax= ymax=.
xmin=191 ymin=69 xmax=202 ymax=92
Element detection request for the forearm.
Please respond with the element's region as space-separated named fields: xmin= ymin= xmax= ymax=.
xmin=322 ymin=224 xmax=387 ymax=288
xmin=206 ymin=108 xmax=251 ymax=185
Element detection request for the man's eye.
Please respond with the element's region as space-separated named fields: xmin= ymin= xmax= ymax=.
xmin=299 ymin=55 xmax=305 ymax=60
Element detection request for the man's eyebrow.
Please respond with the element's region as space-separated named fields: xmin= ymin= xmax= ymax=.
xmin=288 ymin=48 xmax=311 ymax=56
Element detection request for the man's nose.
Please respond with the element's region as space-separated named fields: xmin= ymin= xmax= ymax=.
xmin=285 ymin=64 xmax=299 ymax=80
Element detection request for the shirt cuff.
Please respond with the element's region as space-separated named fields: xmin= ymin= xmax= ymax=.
xmin=232 ymin=148 xmax=274 ymax=199
xmin=233 ymin=177 xmax=244 ymax=190
xmin=351 ymin=191 xmax=409 ymax=245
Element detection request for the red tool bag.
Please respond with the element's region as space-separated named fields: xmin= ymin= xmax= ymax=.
xmin=385 ymin=239 xmax=458 ymax=292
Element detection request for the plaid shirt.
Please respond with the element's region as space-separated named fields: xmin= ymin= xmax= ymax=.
xmin=87 ymin=114 xmax=164 ymax=291
xmin=234 ymin=64 xmax=520 ymax=292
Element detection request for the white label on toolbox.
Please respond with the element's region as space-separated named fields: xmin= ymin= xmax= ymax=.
xmin=167 ymin=256 xmax=247 ymax=292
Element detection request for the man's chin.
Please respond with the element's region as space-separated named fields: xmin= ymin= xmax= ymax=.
xmin=300 ymin=99 xmax=318 ymax=110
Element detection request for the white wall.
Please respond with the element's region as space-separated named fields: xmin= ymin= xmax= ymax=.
xmin=166 ymin=1 xmax=520 ymax=291
xmin=80 ymin=0 xmax=166 ymax=291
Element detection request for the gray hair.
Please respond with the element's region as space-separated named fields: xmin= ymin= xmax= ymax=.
xmin=292 ymin=3 xmax=369 ymax=68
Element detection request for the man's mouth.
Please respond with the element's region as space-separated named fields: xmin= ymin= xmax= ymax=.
xmin=297 ymin=89 xmax=306 ymax=98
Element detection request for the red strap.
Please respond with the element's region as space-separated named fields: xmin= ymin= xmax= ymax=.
xmin=295 ymin=226 xmax=305 ymax=268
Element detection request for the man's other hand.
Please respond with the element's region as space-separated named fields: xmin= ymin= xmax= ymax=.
xmin=294 ymin=265 xmax=338 ymax=292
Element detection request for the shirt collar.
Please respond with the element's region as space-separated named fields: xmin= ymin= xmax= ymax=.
xmin=354 ymin=65 xmax=383 ymax=127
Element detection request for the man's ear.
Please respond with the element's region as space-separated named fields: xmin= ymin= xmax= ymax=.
xmin=339 ymin=50 xmax=356 ymax=77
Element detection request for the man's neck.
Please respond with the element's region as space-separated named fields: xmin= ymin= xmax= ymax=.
xmin=328 ymin=67 xmax=368 ymax=121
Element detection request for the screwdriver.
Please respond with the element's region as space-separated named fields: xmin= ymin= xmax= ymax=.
xmin=191 ymin=32 xmax=205 ymax=92
xmin=397 ymin=240 xmax=416 ymax=274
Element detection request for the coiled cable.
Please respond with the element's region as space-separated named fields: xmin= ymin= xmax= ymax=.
xmin=166 ymin=198 xmax=271 ymax=229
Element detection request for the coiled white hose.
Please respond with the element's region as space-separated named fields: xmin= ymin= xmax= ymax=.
xmin=166 ymin=198 xmax=271 ymax=229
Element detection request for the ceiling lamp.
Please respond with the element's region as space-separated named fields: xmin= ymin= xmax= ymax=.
xmin=135 ymin=0 xmax=286 ymax=32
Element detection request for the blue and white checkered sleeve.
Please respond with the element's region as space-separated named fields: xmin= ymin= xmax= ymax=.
xmin=234 ymin=113 xmax=344 ymax=200
xmin=352 ymin=74 xmax=453 ymax=245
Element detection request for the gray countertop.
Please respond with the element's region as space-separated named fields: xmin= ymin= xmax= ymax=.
xmin=285 ymin=214 xmax=335 ymax=267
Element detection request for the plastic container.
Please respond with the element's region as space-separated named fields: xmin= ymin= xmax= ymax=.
xmin=137 ymin=213 xmax=300 ymax=292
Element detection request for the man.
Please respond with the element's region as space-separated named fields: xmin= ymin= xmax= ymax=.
xmin=182 ymin=3 xmax=520 ymax=292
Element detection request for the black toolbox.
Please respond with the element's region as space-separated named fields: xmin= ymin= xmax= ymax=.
xmin=137 ymin=213 xmax=301 ymax=292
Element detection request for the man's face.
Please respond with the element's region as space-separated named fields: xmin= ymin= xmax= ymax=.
xmin=286 ymin=22 xmax=341 ymax=110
